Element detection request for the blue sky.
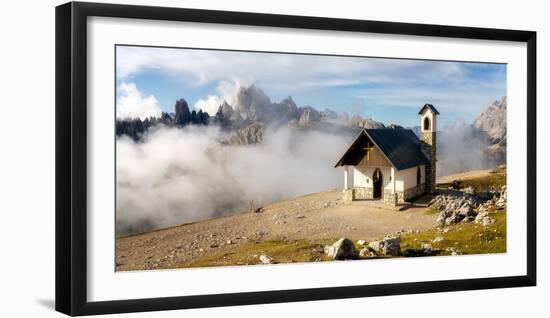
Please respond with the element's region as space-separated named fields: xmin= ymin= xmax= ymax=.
xmin=116 ymin=46 xmax=506 ymax=127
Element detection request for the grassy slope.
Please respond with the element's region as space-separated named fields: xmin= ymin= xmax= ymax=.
xmin=176 ymin=172 xmax=506 ymax=268
xmin=401 ymin=209 xmax=506 ymax=255
xmin=437 ymin=172 xmax=506 ymax=192
xmin=177 ymin=239 xmax=335 ymax=268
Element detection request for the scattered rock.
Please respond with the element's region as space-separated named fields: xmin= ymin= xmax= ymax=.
xmin=458 ymin=205 xmax=476 ymax=217
xmin=259 ymin=255 xmax=275 ymax=264
xmin=431 ymin=193 xmax=486 ymax=226
xmin=382 ymin=237 xmax=401 ymax=256
xmin=482 ymin=217 xmax=494 ymax=226
xmin=446 ymin=247 xmax=463 ymax=256
xmin=433 ymin=236 xmax=444 ymax=243
xmin=463 ymin=186 xmax=475 ymax=195
xmin=254 ymin=207 xmax=264 ymax=213
xmin=357 ymin=240 xmax=367 ymax=246
xmin=495 ymin=185 xmax=507 ymax=209
xmin=368 ymin=237 xmax=401 ymax=256
xmin=359 ymin=248 xmax=375 ymax=258
xmin=368 ymin=241 xmax=381 ymax=252
xmin=324 ymin=238 xmax=359 ymax=260
xmin=475 ymin=211 xmax=489 ymax=224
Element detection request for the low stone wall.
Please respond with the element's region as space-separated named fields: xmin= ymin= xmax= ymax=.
xmin=383 ymin=190 xmax=404 ymax=205
xmin=354 ymin=187 xmax=373 ymax=200
xmin=342 ymin=187 xmax=373 ymax=201
xmin=404 ymin=183 xmax=425 ymax=201
xmin=344 ymin=187 xmax=418 ymax=206
xmin=343 ymin=189 xmax=354 ymax=201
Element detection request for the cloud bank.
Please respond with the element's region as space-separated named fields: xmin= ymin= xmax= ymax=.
xmin=116 ymin=125 xmax=353 ymax=235
xmin=436 ymin=119 xmax=490 ymax=176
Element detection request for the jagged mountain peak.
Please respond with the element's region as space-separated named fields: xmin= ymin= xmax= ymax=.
xmin=473 ymin=96 xmax=506 ymax=143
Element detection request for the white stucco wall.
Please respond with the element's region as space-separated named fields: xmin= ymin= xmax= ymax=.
xmin=351 ymin=165 xmax=425 ymax=192
xmin=395 ymin=165 xmax=425 ymax=191
xmin=343 ymin=166 xmax=354 ymax=189
xmin=352 ymin=166 xmax=392 ymax=190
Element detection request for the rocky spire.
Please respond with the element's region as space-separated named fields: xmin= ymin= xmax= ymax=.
xmin=174 ymin=98 xmax=191 ymax=126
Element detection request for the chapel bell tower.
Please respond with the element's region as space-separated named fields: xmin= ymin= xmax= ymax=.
xmin=419 ymin=104 xmax=439 ymax=194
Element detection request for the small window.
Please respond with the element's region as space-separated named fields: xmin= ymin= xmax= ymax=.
xmin=417 ymin=166 xmax=421 ymax=185
xmin=423 ymin=117 xmax=430 ymax=131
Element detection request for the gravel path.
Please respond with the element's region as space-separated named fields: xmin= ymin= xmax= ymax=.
xmin=116 ymin=189 xmax=436 ymax=271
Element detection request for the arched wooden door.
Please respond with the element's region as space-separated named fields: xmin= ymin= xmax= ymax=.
xmin=373 ymin=168 xmax=382 ymax=199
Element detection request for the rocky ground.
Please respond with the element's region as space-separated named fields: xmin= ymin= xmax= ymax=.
xmin=116 ymin=190 xmax=436 ymax=271
xmin=116 ymin=168 xmax=506 ymax=271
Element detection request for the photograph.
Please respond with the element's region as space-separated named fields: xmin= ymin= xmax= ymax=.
xmin=114 ymin=45 xmax=508 ymax=271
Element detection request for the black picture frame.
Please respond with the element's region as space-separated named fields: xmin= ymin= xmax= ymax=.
xmin=55 ymin=1 xmax=537 ymax=316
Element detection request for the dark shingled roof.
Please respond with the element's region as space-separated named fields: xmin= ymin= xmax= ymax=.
xmin=334 ymin=128 xmax=430 ymax=170
xmin=418 ymin=104 xmax=440 ymax=115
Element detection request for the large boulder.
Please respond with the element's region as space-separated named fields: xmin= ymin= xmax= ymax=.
xmin=368 ymin=237 xmax=401 ymax=256
xmin=382 ymin=237 xmax=401 ymax=256
xmin=324 ymin=238 xmax=359 ymax=260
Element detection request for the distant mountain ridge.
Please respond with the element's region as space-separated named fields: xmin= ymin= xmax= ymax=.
xmin=115 ymin=86 xmax=507 ymax=170
xmin=115 ymin=98 xmax=209 ymax=141
xmin=115 ymin=85 xmax=385 ymax=143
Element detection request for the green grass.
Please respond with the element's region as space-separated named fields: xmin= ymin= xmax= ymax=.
xmin=177 ymin=239 xmax=336 ymax=268
xmin=177 ymin=209 xmax=506 ymax=268
xmin=176 ymin=170 xmax=507 ymax=268
xmin=400 ymin=210 xmax=506 ymax=255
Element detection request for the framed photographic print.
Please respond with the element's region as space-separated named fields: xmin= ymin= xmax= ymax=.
xmin=55 ymin=1 xmax=537 ymax=316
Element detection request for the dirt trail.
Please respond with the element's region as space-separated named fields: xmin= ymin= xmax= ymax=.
xmin=116 ymin=189 xmax=436 ymax=271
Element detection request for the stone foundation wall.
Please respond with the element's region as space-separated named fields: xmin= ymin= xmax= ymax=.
xmin=383 ymin=190 xmax=394 ymax=204
xmin=383 ymin=190 xmax=405 ymax=205
xmin=342 ymin=187 xmax=373 ymax=201
xmin=404 ymin=183 xmax=425 ymax=201
xmin=343 ymin=189 xmax=355 ymax=201
xmin=344 ymin=187 xmax=417 ymax=206
xmin=354 ymin=187 xmax=373 ymax=200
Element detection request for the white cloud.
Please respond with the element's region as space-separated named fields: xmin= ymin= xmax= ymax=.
xmin=115 ymin=46 xmax=506 ymax=124
xmin=116 ymin=82 xmax=163 ymax=120
xmin=116 ymin=124 xmax=353 ymax=234
xmin=193 ymin=80 xmax=245 ymax=114
xmin=116 ymin=46 xmax=435 ymax=92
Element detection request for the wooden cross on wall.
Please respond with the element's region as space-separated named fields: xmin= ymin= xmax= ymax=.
xmin=363 ymin=142 xmax=374 ymax=160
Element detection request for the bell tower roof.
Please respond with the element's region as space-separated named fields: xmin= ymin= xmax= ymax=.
xmin=418 ymin=104 xmax=440 ymax=115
